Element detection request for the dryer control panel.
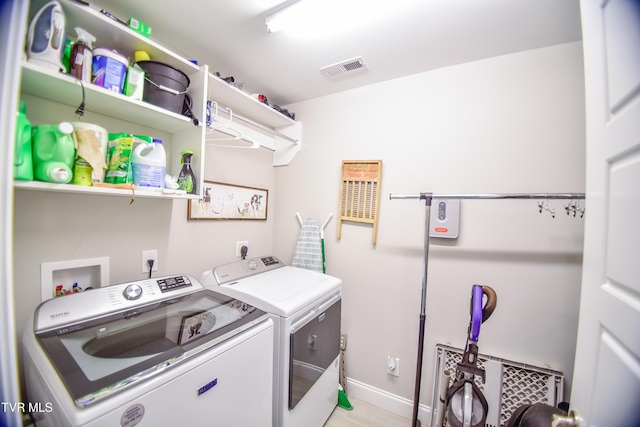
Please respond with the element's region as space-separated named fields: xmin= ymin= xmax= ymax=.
xmin=212 ymin=256 xmax=284 ymax=285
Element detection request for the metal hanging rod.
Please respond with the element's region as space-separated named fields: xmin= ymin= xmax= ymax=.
xmin=390 ymin=192 xmax=585 ymax=200
xmin=211 ymin=101 xmax=299 ymax=145
xmin=390 ymin=190 xmax=585 ymax=427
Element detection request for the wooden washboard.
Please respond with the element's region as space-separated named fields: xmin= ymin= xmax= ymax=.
xmin=337 ymin=160 xmax=382 ymax=244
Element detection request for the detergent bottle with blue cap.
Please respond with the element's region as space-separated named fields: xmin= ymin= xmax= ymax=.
xmin=131 ymin=138 xmax=166 ymax=189
xmin=31 ymin=122 xmax=75 ymax=183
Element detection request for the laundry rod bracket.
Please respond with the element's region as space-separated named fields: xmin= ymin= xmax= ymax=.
xmin=206 ymin=99 xmax=302 ymax=166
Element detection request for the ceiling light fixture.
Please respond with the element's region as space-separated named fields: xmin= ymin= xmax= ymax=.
xmin=265 ymin=0 xmax=415 ymax=36
xmin=265 ymin=0 xmax=310 ymax=33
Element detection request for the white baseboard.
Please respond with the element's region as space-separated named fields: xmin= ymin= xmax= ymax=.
xmin=345 ymin=378 xmax=432 ymax=426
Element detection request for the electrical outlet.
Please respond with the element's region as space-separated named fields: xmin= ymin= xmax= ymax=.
xmin=236 ymin=241 xmax=249 ymax=258
xmin=141 ymin=250 xmax=158 ymax=273
xmin=387 ymin=355 xmax=400 ymax=377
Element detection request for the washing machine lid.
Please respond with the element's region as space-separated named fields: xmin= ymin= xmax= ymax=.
xmin=32 ymin=275 xmax=268 ymax=407
xmin=205 ymin=257 xmax=342 ymax=317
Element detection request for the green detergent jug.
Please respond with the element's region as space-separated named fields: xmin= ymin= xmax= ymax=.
xmin=32 ymin=122 xmax=76 ymax=184
xmin=14 ymin=100 xmax=33 ymax=180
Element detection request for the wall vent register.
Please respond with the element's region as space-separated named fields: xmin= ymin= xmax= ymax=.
xmin=321 ymin=56 xmax=369 ymax=77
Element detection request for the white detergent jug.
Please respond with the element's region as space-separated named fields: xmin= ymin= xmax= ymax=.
xmin=131 ymin=139 xmax=166 ymax=189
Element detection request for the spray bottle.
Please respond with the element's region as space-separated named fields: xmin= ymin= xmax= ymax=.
xmin=177 ymin=150 xmax=197 ymax=194
xmin=70 ymin=27 xmax=96 ymax=82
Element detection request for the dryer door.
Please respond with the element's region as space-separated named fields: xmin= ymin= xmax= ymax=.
xmin=288 ymin=297 xmax=341 ymax=409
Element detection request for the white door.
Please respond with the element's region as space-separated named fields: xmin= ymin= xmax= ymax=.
xmin=0 ymin=2 xmax=28 ymax=426
xmin=570 ymin=0 xmax=640 ymax=425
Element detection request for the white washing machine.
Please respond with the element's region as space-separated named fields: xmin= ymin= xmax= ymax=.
xmin=22 ymin=274 xmax=274 ymax=426
xmin=201 ymin=256 xmax=342 ymax=427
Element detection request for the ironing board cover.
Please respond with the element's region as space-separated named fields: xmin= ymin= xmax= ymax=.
xmin=291 ymin=218 xmax=324 ymax=273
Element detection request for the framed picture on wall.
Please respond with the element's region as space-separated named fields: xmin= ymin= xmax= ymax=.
xmin=187 ymin=181 xmax=268 ymax=220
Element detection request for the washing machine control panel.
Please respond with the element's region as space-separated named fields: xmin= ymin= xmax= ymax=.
xmin=33 ymin=275 xmax=202 ymax=332
xmin=123 ymin=284 xmax=143 ymax=300
xmin=122 ymin=276 xmax=192 ymax=300
xmin=157 ymin=275 xmax=192 ymax=293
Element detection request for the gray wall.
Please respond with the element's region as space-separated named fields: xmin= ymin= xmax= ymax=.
xmin=273 ymin=42 xmax=586 ymax=413
xmin=14 ymin=41 xmax=585 ymax=418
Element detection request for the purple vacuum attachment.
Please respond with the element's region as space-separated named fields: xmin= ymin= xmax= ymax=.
xmin=470 ymin=285 xmax=484 ymax=343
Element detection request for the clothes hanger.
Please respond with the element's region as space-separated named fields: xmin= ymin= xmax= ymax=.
xmin=205 ymin=103 xmax=259 ymax=149
xmin=205 ymin=102 xmax=241 ymax=138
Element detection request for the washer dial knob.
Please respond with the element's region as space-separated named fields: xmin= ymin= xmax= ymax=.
xmin=247 ymin=260 xmax=258 ymax=270
xmin=123 ymin=284 xmax=143 ymax=300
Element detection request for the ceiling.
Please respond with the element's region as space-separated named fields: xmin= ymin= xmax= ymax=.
xmin=90 ymin=0 xmax=582 ymax=107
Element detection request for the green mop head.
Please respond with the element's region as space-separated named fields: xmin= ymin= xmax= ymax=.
xmin=338 ymin=384 xmax=353 ymax=410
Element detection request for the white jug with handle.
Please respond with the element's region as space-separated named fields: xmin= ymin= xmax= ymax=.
xmin=131 ymin=139 xmax=166 ymax=189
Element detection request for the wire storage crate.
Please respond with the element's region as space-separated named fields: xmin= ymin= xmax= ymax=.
xmin=431 ymin=344 xmax=564 ymax=427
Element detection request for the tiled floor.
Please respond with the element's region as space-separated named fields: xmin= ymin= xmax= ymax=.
xmin=324 ymin=397 xmax=411 ymax=427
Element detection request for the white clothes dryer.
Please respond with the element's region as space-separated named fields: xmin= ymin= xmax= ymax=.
xmin=23 ymin=274 xmax=274 ymax=427
xmin=201 ymin=256 xmax=342 ymax=427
